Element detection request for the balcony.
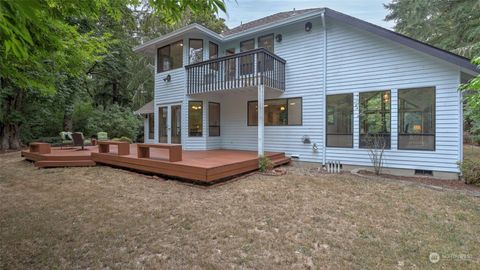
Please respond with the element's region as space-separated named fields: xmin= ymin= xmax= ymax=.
xmin=185 ymin=48 xmax=286 ymax=95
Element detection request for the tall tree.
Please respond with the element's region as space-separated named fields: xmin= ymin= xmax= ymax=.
xmin=0 ymin=0 xmax=226 ymax=150
xmin=385 ymin=0 xmax=480 ymax=58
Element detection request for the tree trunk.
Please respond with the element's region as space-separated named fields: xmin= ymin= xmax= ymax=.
xmin=63 ymin=113 xmax=73 ymax=132
xmin=0 ymin=86 xmax=23 ymax=151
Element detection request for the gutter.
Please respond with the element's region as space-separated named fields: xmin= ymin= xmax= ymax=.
xmin=133 ymin=9 xmax=326 ymax=53
xmin=321 ymin=12 xmax=327 ymax=165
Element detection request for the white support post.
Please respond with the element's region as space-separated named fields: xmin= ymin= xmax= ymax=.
xmin=258 ymin=84 xmax=265 ymax=156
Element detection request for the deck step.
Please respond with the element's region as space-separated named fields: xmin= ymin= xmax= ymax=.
xmin=271 ymin=157 xmax=291 ymax=166
xmin=35 ymin=160 xmax=96 ymax=168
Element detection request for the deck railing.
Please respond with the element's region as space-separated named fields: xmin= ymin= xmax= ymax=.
xmin=185 ymin=48 xmax=286 ymax=95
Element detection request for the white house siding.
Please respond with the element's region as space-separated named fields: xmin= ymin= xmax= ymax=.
xmin=324 ymin=20 xmax=462 ymax=173
xmin=151 ymin=17 xmax=463 ymax=173
xmin=219 ymin=19 xmax=325 ymax=162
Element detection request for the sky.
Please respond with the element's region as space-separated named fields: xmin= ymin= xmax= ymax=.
xmin=219 ymin=0 xmax=394 ymax=30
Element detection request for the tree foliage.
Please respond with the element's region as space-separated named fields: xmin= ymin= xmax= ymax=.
xmin=0 ymin=0 xmax=226 ymax=150
xmin=385 ymin=0 xmax=480 ymax=58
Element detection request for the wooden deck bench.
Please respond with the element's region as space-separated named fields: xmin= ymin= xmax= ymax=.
xmin=29 ymin=142 xmax=51 ymax=154
xmin=98 ymin=140 xmax=130 ymax=155
xmin=137 ymin=143 xmax=182 ymax=162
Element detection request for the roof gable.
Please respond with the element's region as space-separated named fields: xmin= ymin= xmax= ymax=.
xmin=133 ymin=8 xmax=478 ymax=74
xmin=323 ymin=8 xmax=478 ymax=74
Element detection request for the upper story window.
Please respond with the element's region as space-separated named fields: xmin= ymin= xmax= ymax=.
xmin=189 ymin=39 xmax=203 ymax=64
xmin=258 ymin=33 xmax=274 ymax=72
xmin=258 ymin=34 xmax=274 ymax=52
xmin=157 ymin=40 xmax=183 ymax=73
xmin=326 ymin=94 xmax=353 ymax=148
xmin=240 ymin=39 xmax=254 ymax=75
xmin=209 ymin=42 xmax=219 ymax=70
xmin=398 ymin=87 xmax=435 ymax=151
xmin=209 ymin=42 xmax=218 ymax=59
xmin=359 ymin=91 xmax=391 ymax=149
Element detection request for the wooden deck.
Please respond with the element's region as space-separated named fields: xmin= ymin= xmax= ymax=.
xmin=21 ymin=144 xmax=290 ymax=183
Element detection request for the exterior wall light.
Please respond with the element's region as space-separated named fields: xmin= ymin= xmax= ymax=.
xmin=275 ymin=34 xmax=283 ymax=42
xmin=163 ymin=74 xmax=171 ymax=82
xmin=305 ymin=22 xmax=312 ymax=32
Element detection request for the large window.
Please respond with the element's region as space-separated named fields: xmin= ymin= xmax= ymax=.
xmin=148 ymin=113 xmax=154 ymax=140
xmin=188 ymin=101 xmax=203 ymax=137
xmin=248 ymin=98 xmax=302 ymax=126
xmin=398 ymin=87 xmax=435 ymax=150
xmin=189 ymin=39 xmax=203 ymax=64
xmin=209 ymin=102 xmax=220 ymax=136
xmin=157 ymin=40 xmax=183 ymax=73
xmin=326 ymin=94 xmax=353 ymax=148
xmin=240 ymin=39 xmax=254 ymax=75
xmin=359 ymin=91 xmax=391 ymax=148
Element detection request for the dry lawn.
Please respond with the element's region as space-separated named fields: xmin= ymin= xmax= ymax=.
xmin=1 ymin=152 xmax=480 ymax=269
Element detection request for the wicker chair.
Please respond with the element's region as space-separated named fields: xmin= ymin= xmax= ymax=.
xmin=71 ymin=132 xmax=91 ymax=150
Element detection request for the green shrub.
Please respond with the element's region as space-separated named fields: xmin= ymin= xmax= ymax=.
xmin=111 ymin=136 xmax=133 ymax=144
xmin=77 ymin=104 xmax=142 ymax=141
xmin=471 ymin=135 xmax=480 ymax=145
xmin=258 ymin=155 xmax=274 ymax=173
xmin=35 ymin=136 xmax=63 ymax=146
xmin=458 ymin=159 xmax=480 ymax=185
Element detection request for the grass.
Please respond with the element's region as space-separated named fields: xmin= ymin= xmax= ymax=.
xmin=1 ymin=152 xmax=480 ymax=269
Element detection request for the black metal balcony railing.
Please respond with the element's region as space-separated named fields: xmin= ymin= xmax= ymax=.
xmin=185 ymin=48 xmax=286 ymax=95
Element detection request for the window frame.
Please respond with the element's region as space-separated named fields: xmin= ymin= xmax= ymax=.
xmin=208 ymin=102 xmax=221 ymax=137
xmin=156 ymin=40 xmax=184 ymax=73
xmin=257 ymin=33 xmax=274 ymax=52
xmin=188 ymin=100 xmax=203 ymax=137
xmin=148 ymin=113 xmax=154 ymax=140
xmin=189 ymin=38 xmax=204 ymax=64
xmin=240 ymin=39 xmax=255 ymax=75
xmin=359 ymin=90 xmax=392 ymax=149
xmin=208 ymin=41 xmax=219 ymax=71
xmin=247 ymin=97 xmax=303 ymax=126
xmin=397 ymin=87 xmax=436 ymax=151
xmin=326 ymin=93 xmax=354 ymax=148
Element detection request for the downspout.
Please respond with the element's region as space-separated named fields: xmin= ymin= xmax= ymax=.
xmin=321 ymin=12 xmax=327 ymax=165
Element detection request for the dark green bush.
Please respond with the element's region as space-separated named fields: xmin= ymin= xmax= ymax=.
xmin=35 ymin=136 xmax=63 ymax=146
xmin=458 ymin=159 xmax=480 ymax=185
xmin=73 ymin=104 xmax=142 ymax=141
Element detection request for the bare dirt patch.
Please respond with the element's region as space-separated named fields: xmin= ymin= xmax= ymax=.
xmin=1 ymin=152 xmax=480 ymax=269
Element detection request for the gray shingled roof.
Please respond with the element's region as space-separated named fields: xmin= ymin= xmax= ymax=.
xmin=222 ymin=8 xmax=322 ymax=36
xmin=134 ymin=100 xmax=154 ymax=115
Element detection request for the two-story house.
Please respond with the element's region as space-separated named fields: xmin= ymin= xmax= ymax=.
xmin=134 ymin=8 xmax=478 ymax=179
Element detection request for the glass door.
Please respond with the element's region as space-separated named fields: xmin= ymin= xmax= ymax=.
xmin=171 ymin=105 xmax=181 ymax=144
xmin=158 ymin=106 xmax=168 ymax=143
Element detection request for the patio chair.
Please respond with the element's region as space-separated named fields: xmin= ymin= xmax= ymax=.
xmin=71 ymin=132 xmax=91 ymax=150
xmin=97 ymin=132 xmax=108 ymax=141
xmin=59 ymin=131 xmax=73 ymax=149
